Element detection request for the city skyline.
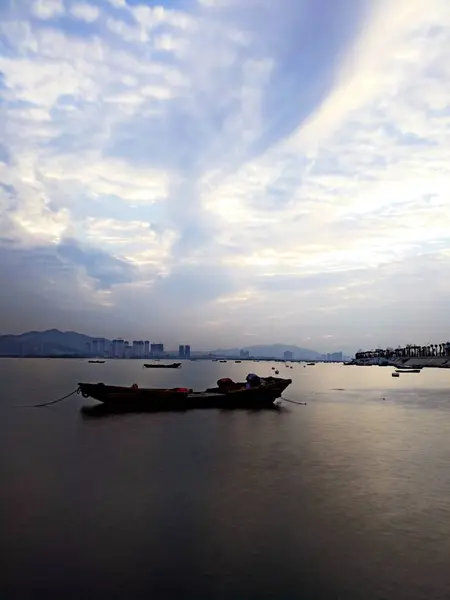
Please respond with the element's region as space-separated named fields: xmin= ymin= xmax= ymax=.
xmin=0 ymin=327 xmax=349 ymax=359
xmin=1 ymin=0 xmax=450 ymax=351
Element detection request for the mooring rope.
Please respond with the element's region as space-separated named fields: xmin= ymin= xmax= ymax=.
xmin=280 ymin=395 xmax=307 ymax=406
xmin=20 ymin=387 xmax=80 ymax=408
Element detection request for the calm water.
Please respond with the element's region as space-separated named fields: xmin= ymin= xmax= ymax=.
xmin=1 ymin=359 xmax=450 ymax=599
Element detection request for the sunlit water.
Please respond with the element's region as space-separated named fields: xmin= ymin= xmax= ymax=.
xmin=1 ymin=359 xmax=450 ymax=599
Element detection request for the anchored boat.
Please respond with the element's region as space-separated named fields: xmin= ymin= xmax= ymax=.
xmin=143 ymin=362 xmax=181 ymax=369
xmin=78 ymin=376 xmax=292 ymax=412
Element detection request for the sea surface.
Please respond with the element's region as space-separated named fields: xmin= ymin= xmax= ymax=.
xmin=1 ymin=358 xmax=450 ymax=599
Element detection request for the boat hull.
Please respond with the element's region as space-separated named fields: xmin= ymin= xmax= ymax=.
xmin=78 ymin=377 xmax=292 ymax=412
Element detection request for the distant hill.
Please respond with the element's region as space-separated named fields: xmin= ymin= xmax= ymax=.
xmin=0 ymin=329 xmax=108 ymax=356
xmin=207 ymin=344 xmax=322 ymax=359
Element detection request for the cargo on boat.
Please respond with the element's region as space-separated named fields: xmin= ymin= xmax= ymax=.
xmin=78 ymin=376 xmax=292 ymax=413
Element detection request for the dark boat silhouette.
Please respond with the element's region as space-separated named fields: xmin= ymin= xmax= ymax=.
xmin=78 ymin=376 xmax=292 ymax=413
xmin=143 ymin=362 xmax=181 ymax=369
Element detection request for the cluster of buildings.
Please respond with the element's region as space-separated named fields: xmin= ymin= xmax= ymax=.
xmin=83 ymin=339 xmax=344 ymax=362
xmin=178 ymin=345 xmax=191 ymax=359
xmin=282 ymin=350 xmax=343 ymax=362
xmin=321 ymin=352 xmax=343 ymax=362
xmin=84 ymin=338 xmax=191 ymax=359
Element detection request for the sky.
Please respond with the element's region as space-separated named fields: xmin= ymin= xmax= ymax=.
xmin=1 ymin=0 xmax=450 ymax=353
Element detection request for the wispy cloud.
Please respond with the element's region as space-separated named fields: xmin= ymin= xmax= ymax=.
xmin=69 ymin=2 xmax=100 ymax=23
xmin=1 ymin=0 xmax=450 ymax=350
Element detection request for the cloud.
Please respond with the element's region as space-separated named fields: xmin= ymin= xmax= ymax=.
xmin=56 ymin=238 xmax=136 ymax=288
xmin=69 ymin=2 xmax=100 ymax=23
xmin=1 ymin=0 xmax=450 ymax=351
xmin=31 ymin=0 xmax=64 ymax=20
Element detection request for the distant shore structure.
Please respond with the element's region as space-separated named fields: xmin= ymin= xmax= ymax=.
xmin=349 ymin=341 xmax=450 ymax=369
xmin=355 ymin=342 xmax=450 ymax=361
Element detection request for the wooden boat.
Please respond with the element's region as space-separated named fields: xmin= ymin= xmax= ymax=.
xmin=392 ymin=372 xmax=400 ymax=377
xmin=78 ymin=376 xmax=292 ymax=412
xmin=88 ymin=360 xmax=105 ymax=364
xmin=143 ymin=362 xmax=181 ymax=369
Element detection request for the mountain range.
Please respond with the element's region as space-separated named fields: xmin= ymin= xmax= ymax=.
xmin=207 ymin=344 xmax=322 ymax=359
xmin=0 ymin=329 xmax=104 ymax=356
xmin=0 ymin=330 xmax=324 ymax=359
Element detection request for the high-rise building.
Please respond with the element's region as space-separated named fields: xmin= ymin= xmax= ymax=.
xmin=124 ymin=341 xmax=131 ymax=358
xmin=98 ymin=338 xmax=106 ymax=357
xmin=144 ymin=340 xmax=150 ymax=356
xmin=92 ymin=339 xmax=98 ymax=356
xmin=184 ymin=344 xmax=191 ymax=358
xmin=239 ymin=349 xmax=250 ymax=359
xmin=131 ymin=341 xmax=145 ymax=357
xmin=112 ymin=339 xmax=125 ymax=358
xmin=85 ymin=342 xmax=91 ymax=355
xmin=283 ymin=350 xmax=293 ymax=360
xmin=151 ymin=343 xmax=164 ymax=356
xmin=179 ymin=345 xmax=185 ymax=358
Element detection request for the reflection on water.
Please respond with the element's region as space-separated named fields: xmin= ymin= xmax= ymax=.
xmin=1 ymin=359 xmax=450 ymax=599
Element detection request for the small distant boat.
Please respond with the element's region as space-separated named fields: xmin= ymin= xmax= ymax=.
xmin=219 ymin=360 xmax=227 ymax=363
xmin=235 ymin=360 xmax=241 ymax=363
xmin=395 ymin=369 xmax=421 ymax=374
xmin=88 ymin=360 xmax=105 ymax=364
xmin=392 ymin=372 xmax=400 ymax=377
xmin=78 ymin=376 xmax=292 ymax=413
xmin=307 ymin=363 xmax=316 ymax=366
xmin=143 ymin=363 xmax=181 ymax=369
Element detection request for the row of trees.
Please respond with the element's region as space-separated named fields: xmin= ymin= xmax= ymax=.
xmin=355 ymin=342 xmax=450 ymax=360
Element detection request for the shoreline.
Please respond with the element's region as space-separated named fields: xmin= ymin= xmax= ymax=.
xmin=350 ymin=357 xmax=450 ymax=369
